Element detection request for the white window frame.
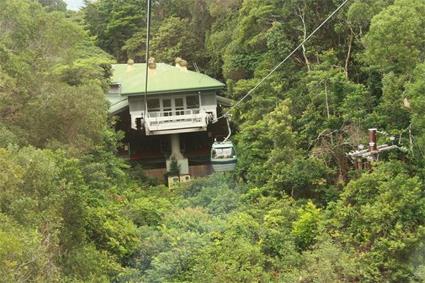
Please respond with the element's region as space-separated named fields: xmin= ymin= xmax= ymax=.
xmin=147 ymin=95 xmax=201 ymax=114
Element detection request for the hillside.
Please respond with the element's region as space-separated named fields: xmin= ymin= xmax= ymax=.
xmin=1 ymin=0 xmax=425 ymax=282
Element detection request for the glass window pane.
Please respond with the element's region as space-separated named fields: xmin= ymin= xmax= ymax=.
xmin=147 ymin=99 xmax=160 ymax=112
xmin=175 ymin=98 xmax=184 ymax=108
xmin=186 ymin=95 xmax=199 ymax=109
xmin=175 ymin=98 xmax=184 ymax=115
xmin=163 ymin=99 xmax=171 ymax=108
xmin=212 ymin=147 xmax=233 ymax=159
xmin=162 ymin=99 xmax=172 ymax=116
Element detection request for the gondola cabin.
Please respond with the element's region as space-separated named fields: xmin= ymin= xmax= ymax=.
xmin=107 ymin=58 xmax=232 ymax=183
xmin=211 ymin=141 xmax=237 ymax=172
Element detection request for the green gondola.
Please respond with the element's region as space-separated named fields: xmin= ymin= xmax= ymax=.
xmin=211 ymin=116 xmax=237 ymax=172
xmin=211 ymin=141 xmax=237 ymax=172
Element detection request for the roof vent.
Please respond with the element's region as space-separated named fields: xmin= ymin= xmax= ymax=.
xmin=148 ymin=57 xmax=156 ymax=69
xmin=127 ymin=59 xmax=135 ymax=65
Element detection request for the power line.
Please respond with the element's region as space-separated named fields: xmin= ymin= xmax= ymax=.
xmin=217 ymin=0 xmax=351 ymax=121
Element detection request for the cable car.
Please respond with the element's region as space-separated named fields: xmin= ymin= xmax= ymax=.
xmin=211 ymin=141 xmax=237 ymax=172
xmin=210 ymin=116 xmax=237 ymax=172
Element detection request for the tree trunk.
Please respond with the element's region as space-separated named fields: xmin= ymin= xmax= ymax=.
xmin=344 ymin=28 xmax=354 ymax=79
xmin=297 ymin=7 xmax=311 ymax=72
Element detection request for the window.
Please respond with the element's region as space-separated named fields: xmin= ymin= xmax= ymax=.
xmin=175 ymin=97 xmax=184 ymax=115
xmin=162 ymin=99 xmax=172 ymax=116
xmin=147 ymin=99 xmax=160 ymax=116
xmin=186 ymin=95 xmax=199 ymax=109
xmin=212 ymin=147 xmax=234 ymax=159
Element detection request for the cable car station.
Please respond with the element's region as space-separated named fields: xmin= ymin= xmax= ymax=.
xmin=107 ymin=58 xmax=235 ymax=184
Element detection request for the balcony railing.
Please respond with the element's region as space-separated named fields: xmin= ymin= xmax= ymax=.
xmin=145 ymin=109 xmax=209 ymax=134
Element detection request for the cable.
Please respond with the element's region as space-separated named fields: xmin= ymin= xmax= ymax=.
xmin=144 ymin=0 xmax=152 ymax=118
xmin=216 ymin=0 xmax=351 ymax=121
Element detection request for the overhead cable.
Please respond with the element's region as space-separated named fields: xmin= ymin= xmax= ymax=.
xmin=144 ymin=0 xmax=152 ymax=117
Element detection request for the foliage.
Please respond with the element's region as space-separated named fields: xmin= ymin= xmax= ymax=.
xmin=38 ymin=0 xmax=66 ymax=12
xmin=2 ymin=0 xmax=425 ymax=281
xmin=0 ymin=0 xmax=112 ymax=155
xmin=84 ymin=0 xmax=146 ymax=62
xmin=406 ymin=63 xmax=425 ymax=166
xmin=329 ymin=162 xmax=425 ymax=281
xmin=363 ymin=0 xmax=425 ymax=74
xmin=292 ymin=201 xmax=323 ymax=250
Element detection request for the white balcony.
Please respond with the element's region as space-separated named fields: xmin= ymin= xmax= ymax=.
xmin=144 ymin=109 xmax=210 ymax=135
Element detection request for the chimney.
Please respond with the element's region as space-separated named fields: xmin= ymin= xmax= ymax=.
xmin=175 ymin=57 xmax=188 ymax=71
xmin=127 ymin=58 xmax=135 ymax=72
xmin=148 ymin=57 xmax=156 ymax=69
xmin=368 ymin=128 xmax=378 ymax=152
xmin=148 ymin=57 xmax=156 ymax=76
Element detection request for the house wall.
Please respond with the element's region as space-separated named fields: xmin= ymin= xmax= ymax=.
xmin=128 ymin=92 xmax=218 ymax=130
xmin=200 ymin=92 xmax=217 ymax=114
xmin=128 ymin=96 xmax=146 ymax=129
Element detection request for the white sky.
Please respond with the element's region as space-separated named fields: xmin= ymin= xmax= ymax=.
xmin=65 ymin=0 xmax=85 ymax=11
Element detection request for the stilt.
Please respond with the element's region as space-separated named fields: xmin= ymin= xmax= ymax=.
xmin=166 ymin=134 xmax=189 ymax=184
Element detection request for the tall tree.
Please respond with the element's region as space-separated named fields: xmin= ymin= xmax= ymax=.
xmin=0 ymin=0 xmax=112 ymax=152
xmin=38 ymin=0 xmax=67 ymax=11
xmin=84 ymin=0 xmax=146 ymax=61
xmin=363 ymin=0 xmax=425 ymax=74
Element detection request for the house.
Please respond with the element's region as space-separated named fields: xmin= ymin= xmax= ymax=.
xmin=107 ymin=58 xmax=230 ymax=182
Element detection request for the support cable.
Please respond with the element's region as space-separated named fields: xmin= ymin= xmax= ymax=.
xmin=144 ymin=0 xmax=152 ymax=119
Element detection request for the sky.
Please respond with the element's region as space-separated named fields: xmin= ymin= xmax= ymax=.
xmin=65 ymin=0 xmax=85 ymax=11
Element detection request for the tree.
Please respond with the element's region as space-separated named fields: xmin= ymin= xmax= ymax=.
xmin=0 ymin=213 xmax=58 ymax=282
xmin=329 ymin=162 xmax=425 ymax=281
xmin=222 ymin=0 xmax=275 ymax=80
xmin=190 ymin=212 xmax=270 ymax=282
xmin=150 ymin=17 xmax=201 ymax=64
xmin=38 ymin=0 xmax=67 ymax=11
xmin=84 ymin=0 xmax=146 ymax=61
xmin=0 ymin=0 xmax=112 ymax=154
xmin=204 ymin=0 xmax=242 ymax=77
xmin=283 ymin=237 xmax=360 ymax=282
xmin=371 ymin=72 xmax=411 ymax=132
xmin=405 ymin=63 xmax=425 ymax=170
xmin=363 ymin=0 xmax=425 ymax=74
xmin=236 ymin=99 xmax=296 ymax=185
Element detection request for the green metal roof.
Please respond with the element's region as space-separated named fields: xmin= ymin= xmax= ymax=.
xmin=111 ymin=63 xmax=225 ymax=95
xmin=108 ymin=93 xmax=128 ymax=114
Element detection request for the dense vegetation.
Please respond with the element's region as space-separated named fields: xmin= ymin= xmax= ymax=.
xmin=1 ymin=0 xmax=425 ymax=282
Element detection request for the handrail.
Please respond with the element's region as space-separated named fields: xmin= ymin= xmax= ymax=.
xmin=145 ymin=108 xmax=208 ymax=131
xmin=147 ymin=108 xmax=201 ymax=118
